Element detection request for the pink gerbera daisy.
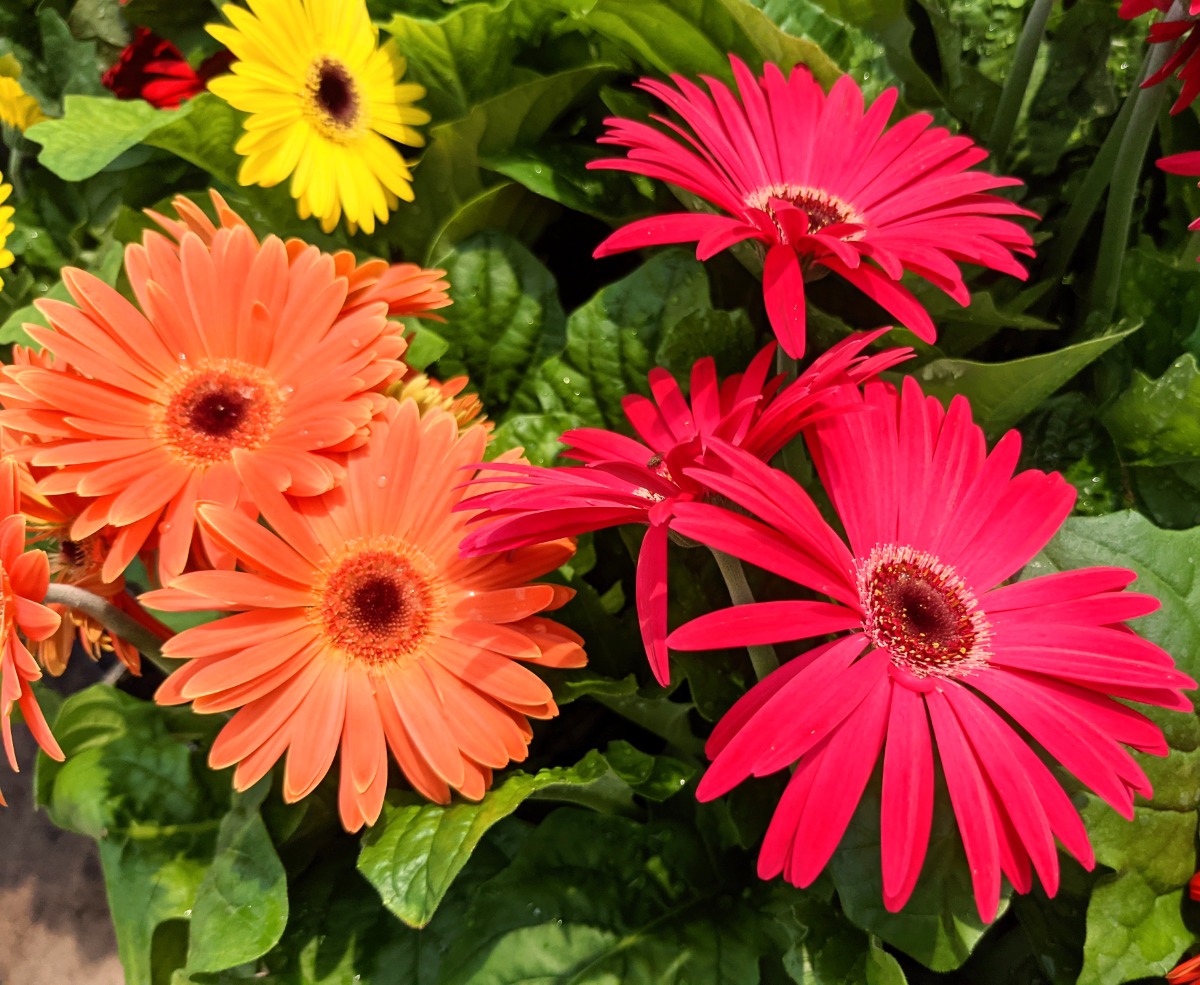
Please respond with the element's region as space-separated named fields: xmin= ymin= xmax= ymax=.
xmin=666 ymin=378 xmax=1195 ymax=920
xmin=460 ymin=331 xmax=909 ymax=685
xmin=589 ymin=56 xmax=1035 ymax=357
xmin=1120 ymin=0 xmax=1200 ymax=114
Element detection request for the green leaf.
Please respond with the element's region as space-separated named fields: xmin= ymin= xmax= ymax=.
xmin=358 ymin=750 xmax=625 ymax=928
xmin=1024 ymin=511 xmax=1200 ymax=984
xmin=144 ymin=93 xmax=242 ymax=188
xmin=425 ymin=180 xmax=558 ymax=266
xmin=487 ymin=410 xmax=580 ymax=466
xmin=402 ymin=322 xmax=450 ymax=371
xmin=37 ymin=687 xmax=228 ymax=985
xmin=550 ymin=0 xmax=841 ymax=87
xmin=389 ymin=63 xmax=616 ymax=259
xmin=26 ymin=95 xmax=194 ymax=181
xmin=38 ymin=7 xmax=106 ymax=101
xmin=482 ymin=144 xmax=654 ymax=220
xmin=1101 ymin=354 xmax=1200 ymax=466
xmin=913 ymin=322 xmax=1139 ymax=436
xmin=442 ymin=808 xmax=769 ymax=985
xmin=512 ymin=249 xmax=716 ymax=430
xmin=185 ymin=783 xmax=289 ymax=974
xmin=433 ymin=231 xmax=565 ymax=413
xmin=829 ymin=783 xmax=1008 ymax=972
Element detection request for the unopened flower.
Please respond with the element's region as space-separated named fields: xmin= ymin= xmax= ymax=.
xmin=590 ymin=56 xmax=1035 ymax=357
xmin=668 ymin=379 xmax=1195 ymax=920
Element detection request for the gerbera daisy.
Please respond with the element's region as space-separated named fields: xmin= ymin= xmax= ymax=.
xmin=0 ymin=221 xmax=407 ymax=585
xmin=1170 ymin=956 xmax=1200 ymax=985
xmin=102 ymin=27 xmax=233 ymax=110
xmin=0 ymin=75 xmax=46 ymax=132
xmin=147 ymin=190 xmax=452 ymax=321
xmin=460 ymin=331 xmax=910 ymax=685
xmin=1158 ymin=151 xmax=1200 ymax=238
xmin=0 ymin=456 xmax=63 ymax=806
xmin=0 ymin=174 xmax=13 ymax=291
xmin=666 ymin=378 xmax=1194 ymax=920
xmin=144 ymin=401 xmax=585 ymax=831
xmin=389 ymin=372 xmax=490 ymax=434
xmin=1120 ymin=0 xmax=1200 ymax=114
xmin=1191 ymin=870 xmax=1200 ymax=902
xmin=589 ymin=57 xmax=1035 ymax=357
xmin=206 ymin=0 xmax=430 ymax=234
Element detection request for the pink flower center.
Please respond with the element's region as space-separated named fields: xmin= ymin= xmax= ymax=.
xmin=743 ymin=183 xmax=864 ymax=235
xmin=316 ymin=541 xmax=444 ymax=667
xmin=856 ymin=544 xmax=991 ymax=678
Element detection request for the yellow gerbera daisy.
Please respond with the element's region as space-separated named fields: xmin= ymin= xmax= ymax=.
xmin=0 ymin=175 xmax=14 ymax=291
xmin=0 ymin=76 xmax=47 ymax=133
xmin=207 ymin=0 xmax=430 ymax=235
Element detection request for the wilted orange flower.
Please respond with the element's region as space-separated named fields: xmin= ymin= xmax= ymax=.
xmin=148 ymin=191 xmax=452 ymax=322
xmin=145 ymin=402 xmax=585 ymax=830
xmin=0 ymin=221 xmax=407 ymax=585
xmin=0 ymin=456 xmax=63 ymax=805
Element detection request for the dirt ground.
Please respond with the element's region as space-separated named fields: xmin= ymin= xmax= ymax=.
xmin=0 ymin=665 xmax=124 ymax=985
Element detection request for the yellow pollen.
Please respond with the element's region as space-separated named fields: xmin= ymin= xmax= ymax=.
xmin=743 ymin=183 xmax=864 ymax=239
xmin=303 ymin=56 xmax=365 ymax=144
xmin=155 ymin=360 xmax=284 ymax=467
xmin=315 ymin=539 xmax=444 ymax=667
xmin=856 ymin=544 xmax=991 ymax=679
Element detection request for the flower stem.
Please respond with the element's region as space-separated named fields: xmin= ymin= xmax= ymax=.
xmin=987 ymin=0 xmax=1056 ymax=166
xmin=1089 ymin=3 xmax=1183 ymax=322
xmin=710 ymin=549 xmax=779 ymax=680
xmin=43 ymin=583 xmax=171 ymax=674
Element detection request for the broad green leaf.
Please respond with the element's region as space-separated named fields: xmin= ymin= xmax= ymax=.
xmin=547 ymin=0 xmax=841 ymax=86
xmin=37 ymin=7 xmax=106 ymax=102
xmin=26 ymin=95 xmax=193 ymax=181
xmin=487 ymin=410 xmax=581 ymax=465
xmin=1131 ymin=461 xmax=1200 ymax=530
xmin=433 ymin=231 xmax=565 ymax=412
xmin=402 ymin=322 xmax=450 ymax=371
xmin=1117 ymin=240 xmax=1200 ymax=376
xmin=144 ymin=93 xmax=242 ymax=188
xmin=37 ymin=687 xmax=228 ymax=985
xmin=914 ymin=323 xmax=1139 ymax=436
xmin=442 ymin=808 xmax=769 ymax=985
xmin=1025 ymin=511 xmax=1200 ymax=984
xmin=185 ymin=783 xmax=289 ymax=974
xmin=511 ymin=249 xmax=716 ymax=430
xmin=482 ymin=145 xmax=654 ymax=221
xmin=1102 ymin=354 xmax=1200 ymax=466
xmin=358 ymin=747 xmax=679 ymax=928
xmin=426 ymin=180 xmax=557 ymax=266
xmin=829 ymin=783 xmax=1008 ymax=971
xmin=123 ymin=0 xmax=220 ymax=56
xmin=655 ymin=307 xmax=758 ymax=383
xmin=389 ymin=63 xmax=616 ymax=259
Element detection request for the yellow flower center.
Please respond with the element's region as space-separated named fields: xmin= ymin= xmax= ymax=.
xmin=856 ymin=544 xmax=991 ymax=678
xmin=315 ymin=539 xmax=445 ymax=667
xmin=156 ymin=360 xmax=284 ymax=467
xmin=304 ymin=57 xmax=365 ymax=143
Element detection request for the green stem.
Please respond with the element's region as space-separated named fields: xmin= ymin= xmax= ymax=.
xmin=43 ymin=583 xmax=171 ymax=674
xmin=987 ymin=0 xmax=1056 ymax=166
xmin=1089 ymin=3 xmax=1183 ymax=322
xmin=710 ymin=549 xmax=779 ymax=680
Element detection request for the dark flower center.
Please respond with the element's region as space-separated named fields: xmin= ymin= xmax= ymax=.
xmin=158 ymin=362 xmax=283 ymax=467
xmin=188 ymin=389 xmax=249 ymax=438
xmin=745 ymin=183 xmax=864 ymax=238
xmin=316 ymin=61 xmax=358 ymax=126
xmin=857 ymin=544 xmax=990 ymax=678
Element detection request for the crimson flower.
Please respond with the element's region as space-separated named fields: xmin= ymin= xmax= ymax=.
xmin=666 ymin=379 xmax=1194 ymax=920
xmin=589 ymin=56 xmax=1035 ymax=357
xmin=103 ymin=27 xmax=232 ymax=110
xmin=460 ymin=331 xmax=909 ymax=685
xmin=1158 ymin=152 xmax=1200 ymax=236
xmin=1120 ymin=0 xmax=1200 ymax=114
xmin=1170 ymin=956 xmax=1200 ymax=985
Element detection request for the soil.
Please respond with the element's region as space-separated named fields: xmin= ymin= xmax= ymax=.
xmin=0 ymin=662 xmax=124 ymax=985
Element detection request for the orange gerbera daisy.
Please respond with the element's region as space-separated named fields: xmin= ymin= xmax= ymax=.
xmin=144 ymin=401 xmax=585 ymax=830
xmin=0 ymin=221 xmax=407 ymax=585
xmin=0 ymin=457 xmax=63 ymax=805
xmin=148 ymin=190 xmax=452 ymax=322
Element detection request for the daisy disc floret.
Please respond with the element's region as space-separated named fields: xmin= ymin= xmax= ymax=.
xmin=666 ymin=378 xmax=1195 ymax=921
xmin=207 ymin=0 xmax=430 ymax=234
xmin=590 ymin=56 xmax=1036 ymax=357
xmin=461 ymin=331 xmax=910 ymax=685
xmin=145 ymin=402 xmax=585 ymax=831
xmin=0 ymin=222 xmax=407 ymax=585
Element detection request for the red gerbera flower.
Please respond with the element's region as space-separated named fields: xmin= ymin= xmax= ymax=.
xmin=666 ymin=379 xmax=1195 ymax=920
xmin=0 ymin=457 xmax=63 ymax=805
xmin=460 ymin=331 xmax=909 ymax=685
xmin=589 ymin=56 xmax=1035 ymax=357
xmin=145 ymin=402 xmax=585 ymax=831
xmin=102 ymin=27 xmax=233 ymax=110
xmin=1170 ymin=955 xmax=1200 ymax=985
xmin=1120 ymin=0 xmax=1200 ymax=114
